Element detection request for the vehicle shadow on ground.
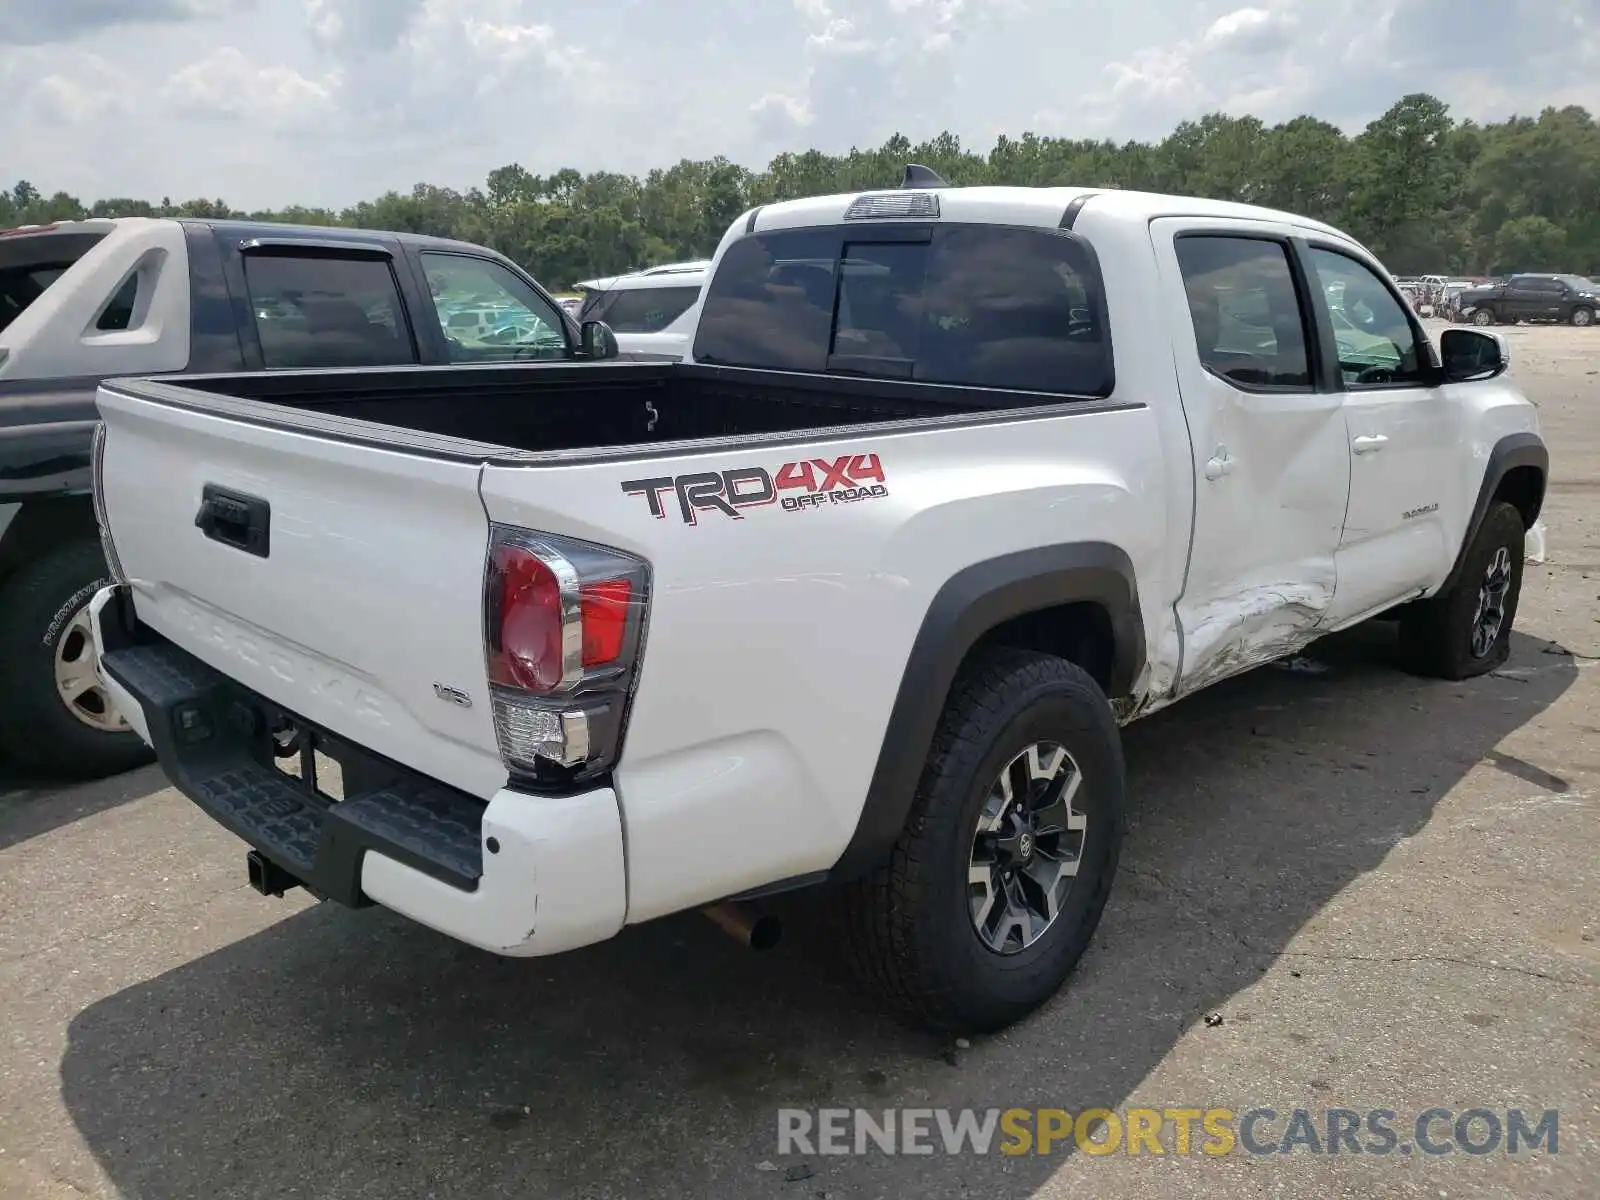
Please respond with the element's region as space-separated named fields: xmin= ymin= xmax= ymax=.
xmin=59 ymin=627 xmax=1575 ymax=1200
xmin=0 ymin=760 xmax=162 ymax=853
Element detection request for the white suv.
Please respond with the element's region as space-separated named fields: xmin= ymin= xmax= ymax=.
xmin=572 ymin=260 xmax=707 ymax=359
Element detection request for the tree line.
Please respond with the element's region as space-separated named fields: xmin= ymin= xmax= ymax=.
xmin=5 ymin=93 xmax=1597 ymax=290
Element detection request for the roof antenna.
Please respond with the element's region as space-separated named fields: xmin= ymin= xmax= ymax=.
xmin=900 ymin=163 xmax=949 ymax=189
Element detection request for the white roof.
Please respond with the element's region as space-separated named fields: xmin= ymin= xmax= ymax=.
xmin=573 ymin=259 xmax=710 ymax=292
xmin=748 ymin=184 xmax=1349 ymax=241
xmin=0 ymin=216 xmax=140 ymax=237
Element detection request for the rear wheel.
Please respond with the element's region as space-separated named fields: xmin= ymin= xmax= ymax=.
xmin=840 ymin=647 xmax=1125 ymax=1034
xmin=1397 ymin=501 xmax=1525 ymax=680
xmin=0 ymin=539 xmax=153 ymax=778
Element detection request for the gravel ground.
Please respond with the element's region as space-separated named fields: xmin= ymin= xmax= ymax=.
xmin=1 ymin=324 xmax=1596 ymax=1199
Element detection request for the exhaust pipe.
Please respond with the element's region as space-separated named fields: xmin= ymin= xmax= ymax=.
xmin=246 ymin=849 xmax=302 ymax=898
xmin=702 ymin=901 xmax=782 ymax=950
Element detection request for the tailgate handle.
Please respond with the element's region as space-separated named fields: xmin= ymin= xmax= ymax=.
xmin=195 ymin=485 xmax=270 ymax=558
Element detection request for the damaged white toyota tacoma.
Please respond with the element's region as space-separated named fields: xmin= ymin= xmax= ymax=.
xmin=87 ymin=169 xmax=1547 ymax=1034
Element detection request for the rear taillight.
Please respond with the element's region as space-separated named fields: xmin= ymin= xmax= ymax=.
xmin=484 ymin=524 xmax=650 ymax=788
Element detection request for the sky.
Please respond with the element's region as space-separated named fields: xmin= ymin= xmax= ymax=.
xmin=1 ymin=0 xmax=1596 ymax=210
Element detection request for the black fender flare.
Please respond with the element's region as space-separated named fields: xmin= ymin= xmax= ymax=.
xmin=829 ymin=541 xmax=1145 ymax=880
xmin=1436 ymin=431 xmax=1547 ymax=597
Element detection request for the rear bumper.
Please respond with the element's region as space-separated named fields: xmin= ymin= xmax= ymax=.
xmin=88 ymin=585 xmax=626 ymax=957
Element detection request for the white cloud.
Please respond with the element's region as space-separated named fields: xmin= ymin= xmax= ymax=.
xmin=1075 ymin=0 xmax=1598 ymax=137
xmin=0 ymin=0 xmax=256 ymax=47
xmin=1202 ymin=6 xmax=1295 ymax=53
xmin=27 ymin=55 xmax=135 ymax=125
xmin=162 ymin=46 xmax=335 ymax=124
xmin=402 ymin=0 xmax=598 ymax=85
xmin=0 ymin=0 xmax=1593 ymax=209
xmin=751 ymin=92 xmax=815 ymax=135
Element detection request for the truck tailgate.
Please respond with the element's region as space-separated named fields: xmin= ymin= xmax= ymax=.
xmin=94 ymin=385 xmax=507 ymax=799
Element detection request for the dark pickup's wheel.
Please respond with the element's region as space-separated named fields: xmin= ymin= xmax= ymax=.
xmin=840 ymin=647 xmax=1125 ymax=1034
xmin=1572 ymin=306 xmax=1594 ymax=328
xmin=0 ymin=538 xmax=153 ymax=779
xmin=1397 ymin=501 xmax=1526 ymax=680
xmin=1471 ymin=307 xmax=1495 ymax=326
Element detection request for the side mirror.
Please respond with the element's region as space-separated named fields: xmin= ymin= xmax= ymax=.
xmin=1439 ymin=328 xmax=1509 ymax=383
xmin=580 ymin=320 xmax=620 ymax=361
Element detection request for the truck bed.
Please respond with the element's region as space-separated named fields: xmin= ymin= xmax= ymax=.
xmin=102 ymin=361 xmax=1027 ymax=461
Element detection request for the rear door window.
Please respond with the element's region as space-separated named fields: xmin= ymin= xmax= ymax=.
xmin=1174 ymin=236 xmax=1312 ymax=390
xmin=692 ymin=224 xmax=1113 ymax=396
xmin=242 ymin=253 xmax=417 ymax=369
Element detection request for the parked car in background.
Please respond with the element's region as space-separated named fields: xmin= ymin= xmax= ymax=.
xmin=1405 ymin=275 xmax=1464 ymax=317
xmin=1442 ymin=280 xmax=1480 ymax=320
xmin=572 ymin=260 xmax=707 ymax=359
xmin=1457 ymin=273 xmax=1598 ymax=327
xmin=0 ymin=216 xmax=589 ymax=778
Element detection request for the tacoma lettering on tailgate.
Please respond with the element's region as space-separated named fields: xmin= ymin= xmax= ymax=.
xmin=621 ymin=453 xmax=888 ymax=525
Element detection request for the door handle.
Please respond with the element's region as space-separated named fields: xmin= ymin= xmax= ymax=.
xmin=1203 ymin=447 xmax=1234 ymax=481
xmin=195 ymin=483 xmax=271 ymax=557
xmin=1351 ymin=434 xmax=1389 ymax=455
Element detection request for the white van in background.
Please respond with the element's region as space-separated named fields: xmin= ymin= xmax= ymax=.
xmin=571 ymin=260 xmax=707 ymax=359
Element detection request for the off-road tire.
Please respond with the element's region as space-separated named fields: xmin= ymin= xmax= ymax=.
xmin=1397 ymin=501 xmax=1526 ymax=680
xmin=839 ymin=647 xmax=1125 ymax=1034
xmin=0 ymin=538 xmax=153 ymax=778
xmin=1571 ymin=306 xmax=1594 ymax=328
xmin=1471 ymin=307 xmax=1495 ymax=326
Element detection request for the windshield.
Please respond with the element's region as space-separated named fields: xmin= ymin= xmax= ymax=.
xmin=1557 ymin=275 xmax=1596 ymax=292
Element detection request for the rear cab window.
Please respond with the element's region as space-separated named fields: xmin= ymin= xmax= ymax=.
xmin=691 ymin=223 xmax=1113 ymax=398
xmin=241 ymin=252 xmax=417 ymax=369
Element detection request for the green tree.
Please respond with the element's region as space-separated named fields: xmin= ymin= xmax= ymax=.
xmin=8 ymin=93 xmax=1598 ymax=284
xmin=1490 ymin=215 xmax=1569 ymax=274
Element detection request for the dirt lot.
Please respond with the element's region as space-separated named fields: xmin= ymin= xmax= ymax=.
xmin=2 ymin=324 xmax=1597 ymax=1200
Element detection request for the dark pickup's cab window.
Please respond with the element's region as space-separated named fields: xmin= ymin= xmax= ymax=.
xmin=242 ymin=253 xmax=417 ymax=369
xmin=692 ymin=224 xmax=1112 ymax=396
xmin=420 ymin=252 xmax=569 ymax=362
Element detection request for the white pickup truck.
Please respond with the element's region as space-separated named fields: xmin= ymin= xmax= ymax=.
xmin=87 ymin=170 xmax=1547 ymax=1034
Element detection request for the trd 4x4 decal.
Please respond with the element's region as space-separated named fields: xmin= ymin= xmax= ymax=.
xmin=621 ymin=453 xmax=889 ymax=525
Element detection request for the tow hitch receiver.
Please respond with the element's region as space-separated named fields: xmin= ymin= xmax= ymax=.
xmin=247 ymin=849 xmax=302 ymax=897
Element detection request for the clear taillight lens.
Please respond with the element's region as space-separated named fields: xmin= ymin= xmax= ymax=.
xmin=484 ymin=524 xmax=650 ymax=788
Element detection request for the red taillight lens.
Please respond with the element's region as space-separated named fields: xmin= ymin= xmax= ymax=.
xmin=580 ymin=579 xmax=632 ymax=666
xmin=484 ymin=525 xmax=650 ymax=785
xmin=490 ymin=544 xmax=568 ymax=693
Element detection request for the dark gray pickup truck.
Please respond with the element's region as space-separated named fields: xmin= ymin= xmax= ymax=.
xmin=0 ymin=216 xmax=617 ymax=778
xmin=1458 ymin=273 xmax=1599 ymax=327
